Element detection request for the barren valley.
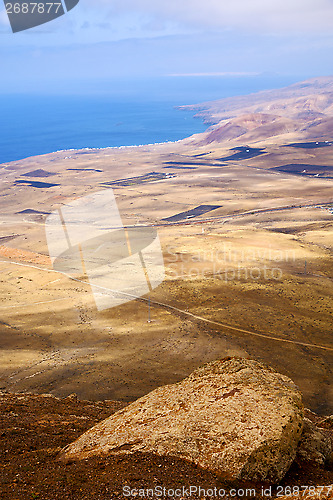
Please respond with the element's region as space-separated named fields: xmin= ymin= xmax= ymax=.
xmin=0 ymin=77 xmax=332 ymax=414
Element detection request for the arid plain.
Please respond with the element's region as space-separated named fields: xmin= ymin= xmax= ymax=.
xmin=0 ymin=77 xmax=332 ymax=413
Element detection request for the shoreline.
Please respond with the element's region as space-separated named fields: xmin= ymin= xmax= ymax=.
xmin=54 ymin=138 xmax=185 ymax=154
xmin=0 ymin=137 xmax=202 ymax=167
xmin=0 ymin=138 xmax=190 ymax=166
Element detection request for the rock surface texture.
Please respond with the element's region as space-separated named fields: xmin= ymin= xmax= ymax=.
xmin=296 ymin=418 xmax=332 ymax=467
xmin=60 ymin=357 xmax=304 ymax=483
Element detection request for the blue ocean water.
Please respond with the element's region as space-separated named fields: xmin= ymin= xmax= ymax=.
xmin=0 ymin=95 xmax=208 ymax=164
xmin=0 ymin=75 xmax=301 ymax=164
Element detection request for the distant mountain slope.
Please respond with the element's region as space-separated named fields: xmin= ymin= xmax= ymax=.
xmin=182 ymin=76 xmax=333 ymax=145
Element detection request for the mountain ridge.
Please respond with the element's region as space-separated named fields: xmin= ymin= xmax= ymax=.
xmin=181 ymin=76 xmax=333 ymax=146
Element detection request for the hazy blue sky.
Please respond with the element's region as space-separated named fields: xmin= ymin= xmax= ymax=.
xmin=1 ymin=0 xmax=333 ymax=92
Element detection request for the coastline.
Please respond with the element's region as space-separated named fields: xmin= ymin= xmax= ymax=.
xmin=0 ymin=74 xmax=308 ymax=165
xmin=0 ymin=139 xmax=189 ymax=167
xmin=0 ymin=95 xmax=209 ymax=165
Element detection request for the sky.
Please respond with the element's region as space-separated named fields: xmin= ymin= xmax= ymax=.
xmin=1 ymin=0 xmax=333 ymax=93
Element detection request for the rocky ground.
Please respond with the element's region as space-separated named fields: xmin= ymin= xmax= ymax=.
xmin=0 ymin=390 xmax=332 ymax=500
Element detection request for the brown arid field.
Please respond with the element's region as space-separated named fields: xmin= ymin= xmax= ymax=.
xmin=0 ymin=76 xmax=332 ymax=421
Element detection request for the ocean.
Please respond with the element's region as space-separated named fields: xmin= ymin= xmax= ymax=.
xmin=0 ymin=75 xmax=300 ymax=164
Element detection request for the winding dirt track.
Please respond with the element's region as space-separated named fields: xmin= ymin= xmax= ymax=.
xmin=1 ymin=258 xmax=332 ymax=353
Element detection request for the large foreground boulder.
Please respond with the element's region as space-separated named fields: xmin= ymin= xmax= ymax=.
xmin=60 ymin=357 xmax=304 ymax=483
